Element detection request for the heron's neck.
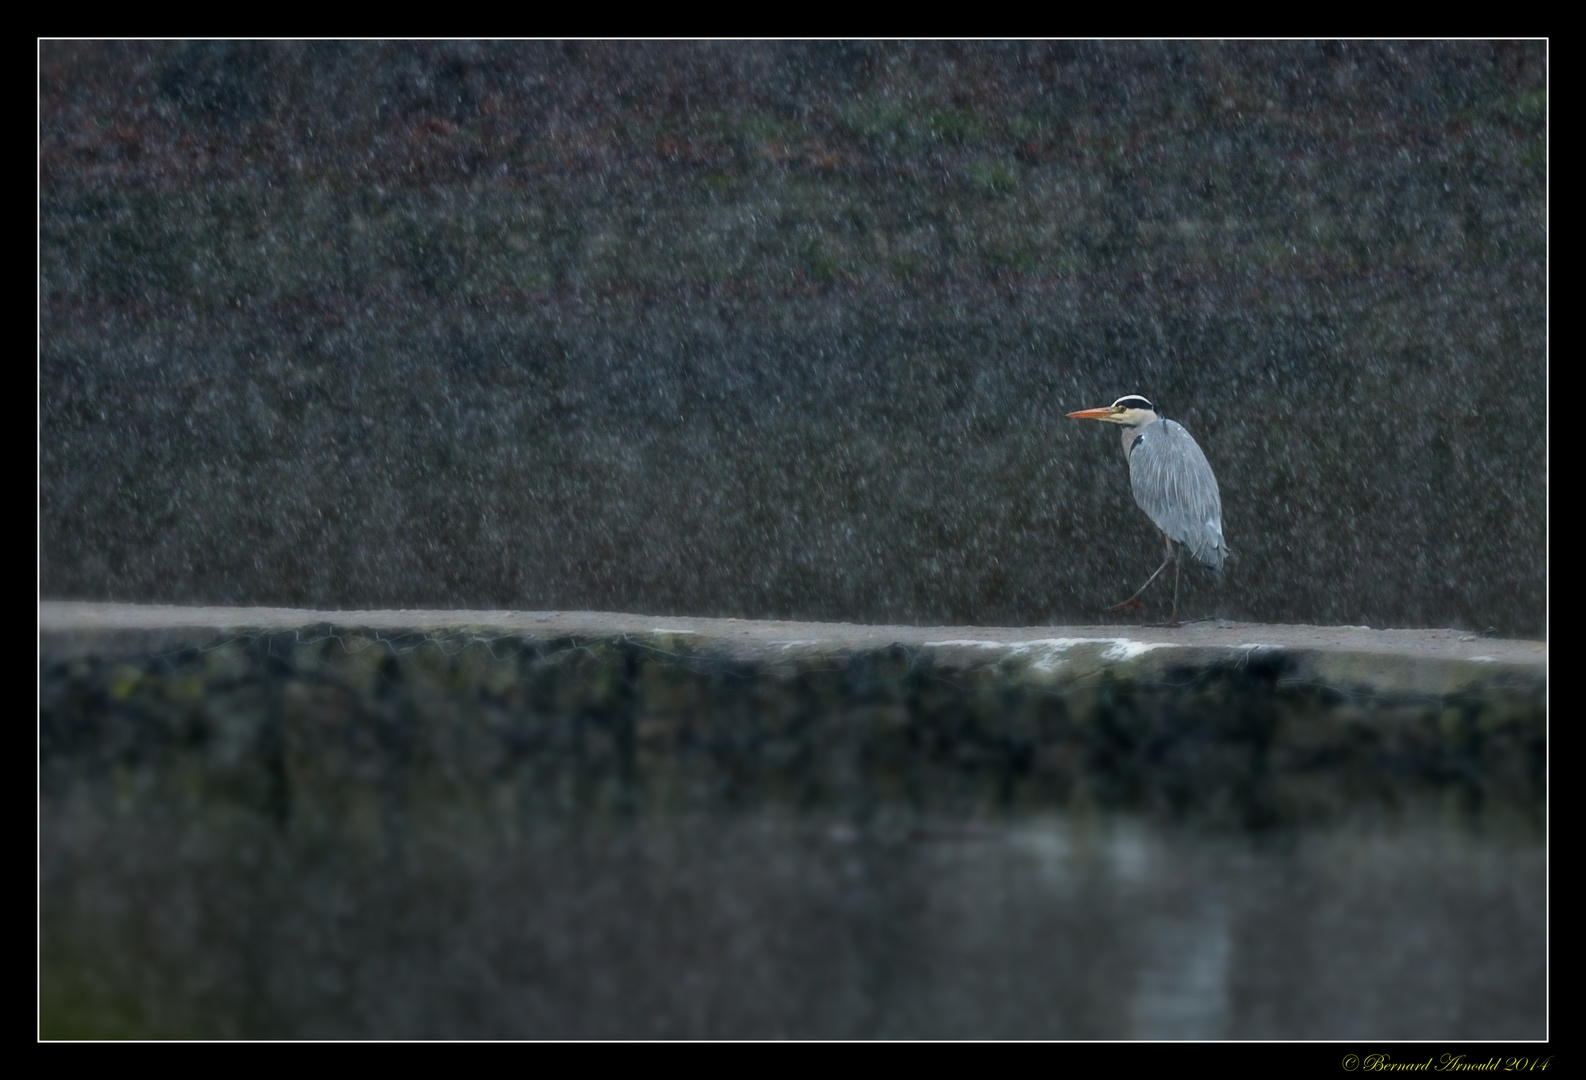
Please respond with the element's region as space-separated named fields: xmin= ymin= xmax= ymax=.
xmin=1118 ymin=412 xmax=1159 ymax=459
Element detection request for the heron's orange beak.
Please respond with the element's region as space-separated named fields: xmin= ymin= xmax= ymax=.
xmin=1065 ymin=407 xmax=1114 ymax=420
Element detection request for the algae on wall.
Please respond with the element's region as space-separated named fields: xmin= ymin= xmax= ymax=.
xmin=40 ymin=627 xmax=1546 ymax=830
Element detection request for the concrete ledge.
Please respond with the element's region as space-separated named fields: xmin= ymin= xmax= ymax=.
xmin=40 ymin=601 xmax=1546 ymax=687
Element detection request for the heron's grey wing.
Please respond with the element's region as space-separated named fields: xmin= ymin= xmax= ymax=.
xmin=1127 ymin=419 xmax=1227 ymax=569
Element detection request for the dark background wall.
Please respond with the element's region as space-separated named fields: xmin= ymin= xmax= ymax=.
xmin=39 ymin=42 xmax=1547 ymax=635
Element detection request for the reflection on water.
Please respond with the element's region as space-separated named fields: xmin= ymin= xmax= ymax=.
xmin=1128 ymin=896 xmax=1231 ymax=1039
xmin=40 ymin=804 xmax=1544 ymax=1039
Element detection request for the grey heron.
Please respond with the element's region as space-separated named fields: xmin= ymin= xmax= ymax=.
xmin=1067 ymin=395 xmax=1227 ymax=626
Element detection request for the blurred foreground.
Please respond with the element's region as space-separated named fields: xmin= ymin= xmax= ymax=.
xmin=40 ymin=607 xmax=1545 ymax=1038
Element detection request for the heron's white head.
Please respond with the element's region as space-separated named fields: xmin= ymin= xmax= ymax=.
xmin=1066 ymin=395 xmax=1159 ymax=427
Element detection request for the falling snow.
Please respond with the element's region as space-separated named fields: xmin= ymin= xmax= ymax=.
xmin=40 ymin=42 xmax=1547 ymax=635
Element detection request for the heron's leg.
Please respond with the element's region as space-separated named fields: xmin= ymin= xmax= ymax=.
xmin=1108 ymin=549 xmax=1175 ymax=612
xmin=1164 ymin=549 xmax=1183 ymax=628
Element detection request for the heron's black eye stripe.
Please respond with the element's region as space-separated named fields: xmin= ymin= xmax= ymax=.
xmin=1113 ymin=396 xmax=1154 ymax=411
